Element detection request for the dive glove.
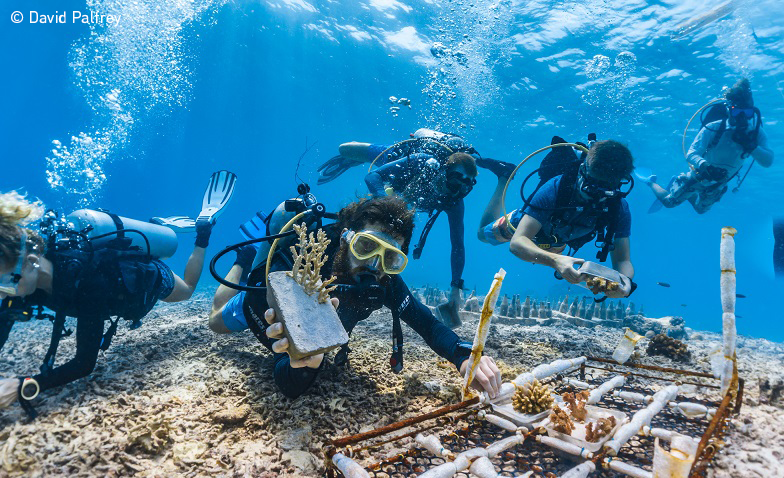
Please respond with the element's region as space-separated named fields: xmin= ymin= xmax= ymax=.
xmin=195 ymin=219 xmax=214 ymax=248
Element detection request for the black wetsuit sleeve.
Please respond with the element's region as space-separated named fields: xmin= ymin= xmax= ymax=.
xmin=388 ymin=277 xmax=470 ymax=370
xmin=0 ymin=316 xmax=13 ymax=352
xmin=445 ymin=200 xmax=466 ymax=284
xmin=31 ymin=315 xmax=104 ymax=392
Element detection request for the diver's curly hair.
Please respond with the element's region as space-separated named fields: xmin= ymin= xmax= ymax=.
xmin=0 ymin=191 xmax=46 ymax=269
xmin=336 ymin=196 xmax=416 ymax=254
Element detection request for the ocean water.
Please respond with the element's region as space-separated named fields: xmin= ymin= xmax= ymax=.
xmin=2 ymin=0 xmax=783 ymax=340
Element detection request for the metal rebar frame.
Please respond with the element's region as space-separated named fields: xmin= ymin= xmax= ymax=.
xmin=324 ymin=357 xmax=742 ymax=478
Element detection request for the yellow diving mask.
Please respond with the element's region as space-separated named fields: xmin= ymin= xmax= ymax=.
xmin=344 ymin=230 xmax=408 ymax=274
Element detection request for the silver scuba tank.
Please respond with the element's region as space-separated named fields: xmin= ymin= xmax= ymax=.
xmin=412 ymin=128 xmax=468 ymax=151
xmin=66 ymin=209 xmax=178 ymax=259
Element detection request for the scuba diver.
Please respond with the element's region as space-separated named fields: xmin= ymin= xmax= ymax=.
xmin=641 ymin=78 xmax=773 ymax=214
xmin=477 ymin=137 xmax=636 ymax=299
xmin=0 ymin=171 xmax=236 ymax=418
xmin=208 ymin=193 xmax=502 ymax=400
xmin=775 ymin=218 xmax=784 ymax=279
xmin=318 ymin=128 xmax=515 ymax=328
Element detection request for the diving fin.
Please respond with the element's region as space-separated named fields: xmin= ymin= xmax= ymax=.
xmin=198 ymin=170 xmax=237 ymax=224
xmin=317 ymin=154 xmax=357 ymax=185
xmin=150 ymin=216 xmax=196 ymax=233
xmin=239 ymin=211 xmax=268 ymax=249
xmin=647 ymin=175 xmax=675 ymax=214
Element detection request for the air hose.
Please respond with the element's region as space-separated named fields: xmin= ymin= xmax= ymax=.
xmin=500 ymin=143 xmax=590 ymax=234
xmin=681 ymin=98 xmax=724 ymax=161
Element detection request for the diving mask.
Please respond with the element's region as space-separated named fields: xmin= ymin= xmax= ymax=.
xmin=344 ymin=230 xmax=408 ymax=274
xmin=0 ymin=232 xmax=27 ymax=297
xmin=577 ymin=164 xmax=632 ymax=201
xmin=729 ymin=106 xmax=755 ymax=119
xmin=445 ymin=170 xmax=477 ymax=197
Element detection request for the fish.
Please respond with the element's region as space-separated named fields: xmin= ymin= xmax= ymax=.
xmin=736 ymin=294 xmax=746 ymax=298
xmin=657 ymin=282 xmax=671 ymax=288
xmin=681 ymin=304 xmax=688 ymax=307
xmin=736 ymin=315 xmax=743 ymax=318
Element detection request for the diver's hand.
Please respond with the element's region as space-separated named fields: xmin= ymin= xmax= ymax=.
xmin=734 ymin=131 xmax=758 ymax=154
xmin=0 ymin=378 xmax=19 ymax=409
xmin=553 ymin=256 xmax=585 ymax=284
xmin=459 ymin=356 xmax=501 ymax=399
xmin=264 ymin=297 xmax=339 ymax=369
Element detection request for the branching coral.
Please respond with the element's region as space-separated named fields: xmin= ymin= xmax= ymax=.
xmin=562 ymin=391 xmax=589 ymax=422
xmin=549 ymin=407 xmax=575 ymax=435
xmin=585 ymin=416 xmax=617 ymax=442
xmin=511 ymin=379 xmax=554 ymax=414
xmin=288 ymin=223 xmax=337 ymax=303
xmin=646 ymin=333 xmax=691 ymax=362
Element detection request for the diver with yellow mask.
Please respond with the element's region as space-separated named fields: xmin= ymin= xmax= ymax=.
xmin=208 ymin=192 xmax=502 ymax=400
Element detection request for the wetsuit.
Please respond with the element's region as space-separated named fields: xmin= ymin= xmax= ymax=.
xmin=0 ymin=253 xmax=174 ymax=393
xmin=775 ymin=219 xmax=784 ymax=278
xmin=221 ymin=224 xmax=472 ymax=399
xmin=482 ymin=176 xmax=631 ymax=252
xmin=660 ymin=120 xmax=773 ymax=213
xmin=365 ymin=149 xmax=466 ymax=285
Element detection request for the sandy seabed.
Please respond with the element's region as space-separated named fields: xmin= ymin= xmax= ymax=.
xmin=1 ymin=291 xmax=782 ymax=477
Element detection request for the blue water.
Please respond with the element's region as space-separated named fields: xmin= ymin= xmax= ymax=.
xmin=3 ymin=0 xmax=783 ymax=340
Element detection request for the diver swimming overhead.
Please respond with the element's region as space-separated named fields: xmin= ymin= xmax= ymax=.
xmin=641 ymin=78 xmax=774 ymax=214
xmin=477 ymin=135 xmax=636 ymax=299
xmin=208 ymin=191 xmax=503 ymax=400
xmin=0 ymin=170 xmax=236 ymax=419
xmin=320 ymin=128 xmax=514 ymax=329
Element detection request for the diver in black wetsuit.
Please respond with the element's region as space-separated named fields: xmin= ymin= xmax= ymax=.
xmin=0 ymin=188 xmax=221 ymax=418
xmin=209 ymin=195 xmax=502 ymax=400
xmin=775 ymin=219 xmax=784 ymax=279
xmin=320 ymin=129 xmax=515 ymax=328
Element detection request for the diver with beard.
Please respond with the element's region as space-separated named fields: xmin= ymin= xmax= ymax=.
xmin=209 ymin=195 xmax=502 ymax=400
xmin=477 ymin=139 xmax=636 ymax=298
xmin=0 ymin=171 xmax=235 ymax=417
xmin=641 ymin=78 xmax=774 ymax=214
xmin=319 ymin=129 xmax=514 ymax=328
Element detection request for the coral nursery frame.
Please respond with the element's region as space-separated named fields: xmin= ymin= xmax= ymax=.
xmin=324 ymin=356 xmax=743 ymax=478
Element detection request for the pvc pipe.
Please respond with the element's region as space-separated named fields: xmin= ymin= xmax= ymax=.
xmin=561 ymin=461 xmax=596 ymax=478
xmin=606 ymin=459 xmax=653 ymax=478
xmin=604 ymin=385 xmax=679 ymax=455
xmin=415 ymin=433 xmax=452 ymax=458
xmin=536 ymin=435 xmax=593 ymax=460
xmin=332 ymin=453 xmax=370 ymax=478
xmin=468 ymin=456 xmax=498 ymax=478
xmin=587 ymin=375 xmax=625 ymax=405
xmin=486 ymin=434 xmax=525 ymax=458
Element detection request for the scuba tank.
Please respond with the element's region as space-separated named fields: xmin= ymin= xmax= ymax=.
xmin=412 ymin=128 xmax=469 ymax=152
xmin=67 ymin=209 xmax=178 ymax=259
xmin=249 ymin=191 xmax=321 ymax=271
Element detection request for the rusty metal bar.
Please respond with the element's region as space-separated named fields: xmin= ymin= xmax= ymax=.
xmin=586 ymin=356 xmax=716 ymax=378
xmin=689 ymin=369 xmax=738 ymax=477
xmin=584 ymin=364 xmax=721 ymax=391
xmin=734 ymin=378 xmax=745 ymax=414
xmin=329 ymin=397 xmax=480 ymax=450
xmin=348 ymin=409 xmax=482 ymax=456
